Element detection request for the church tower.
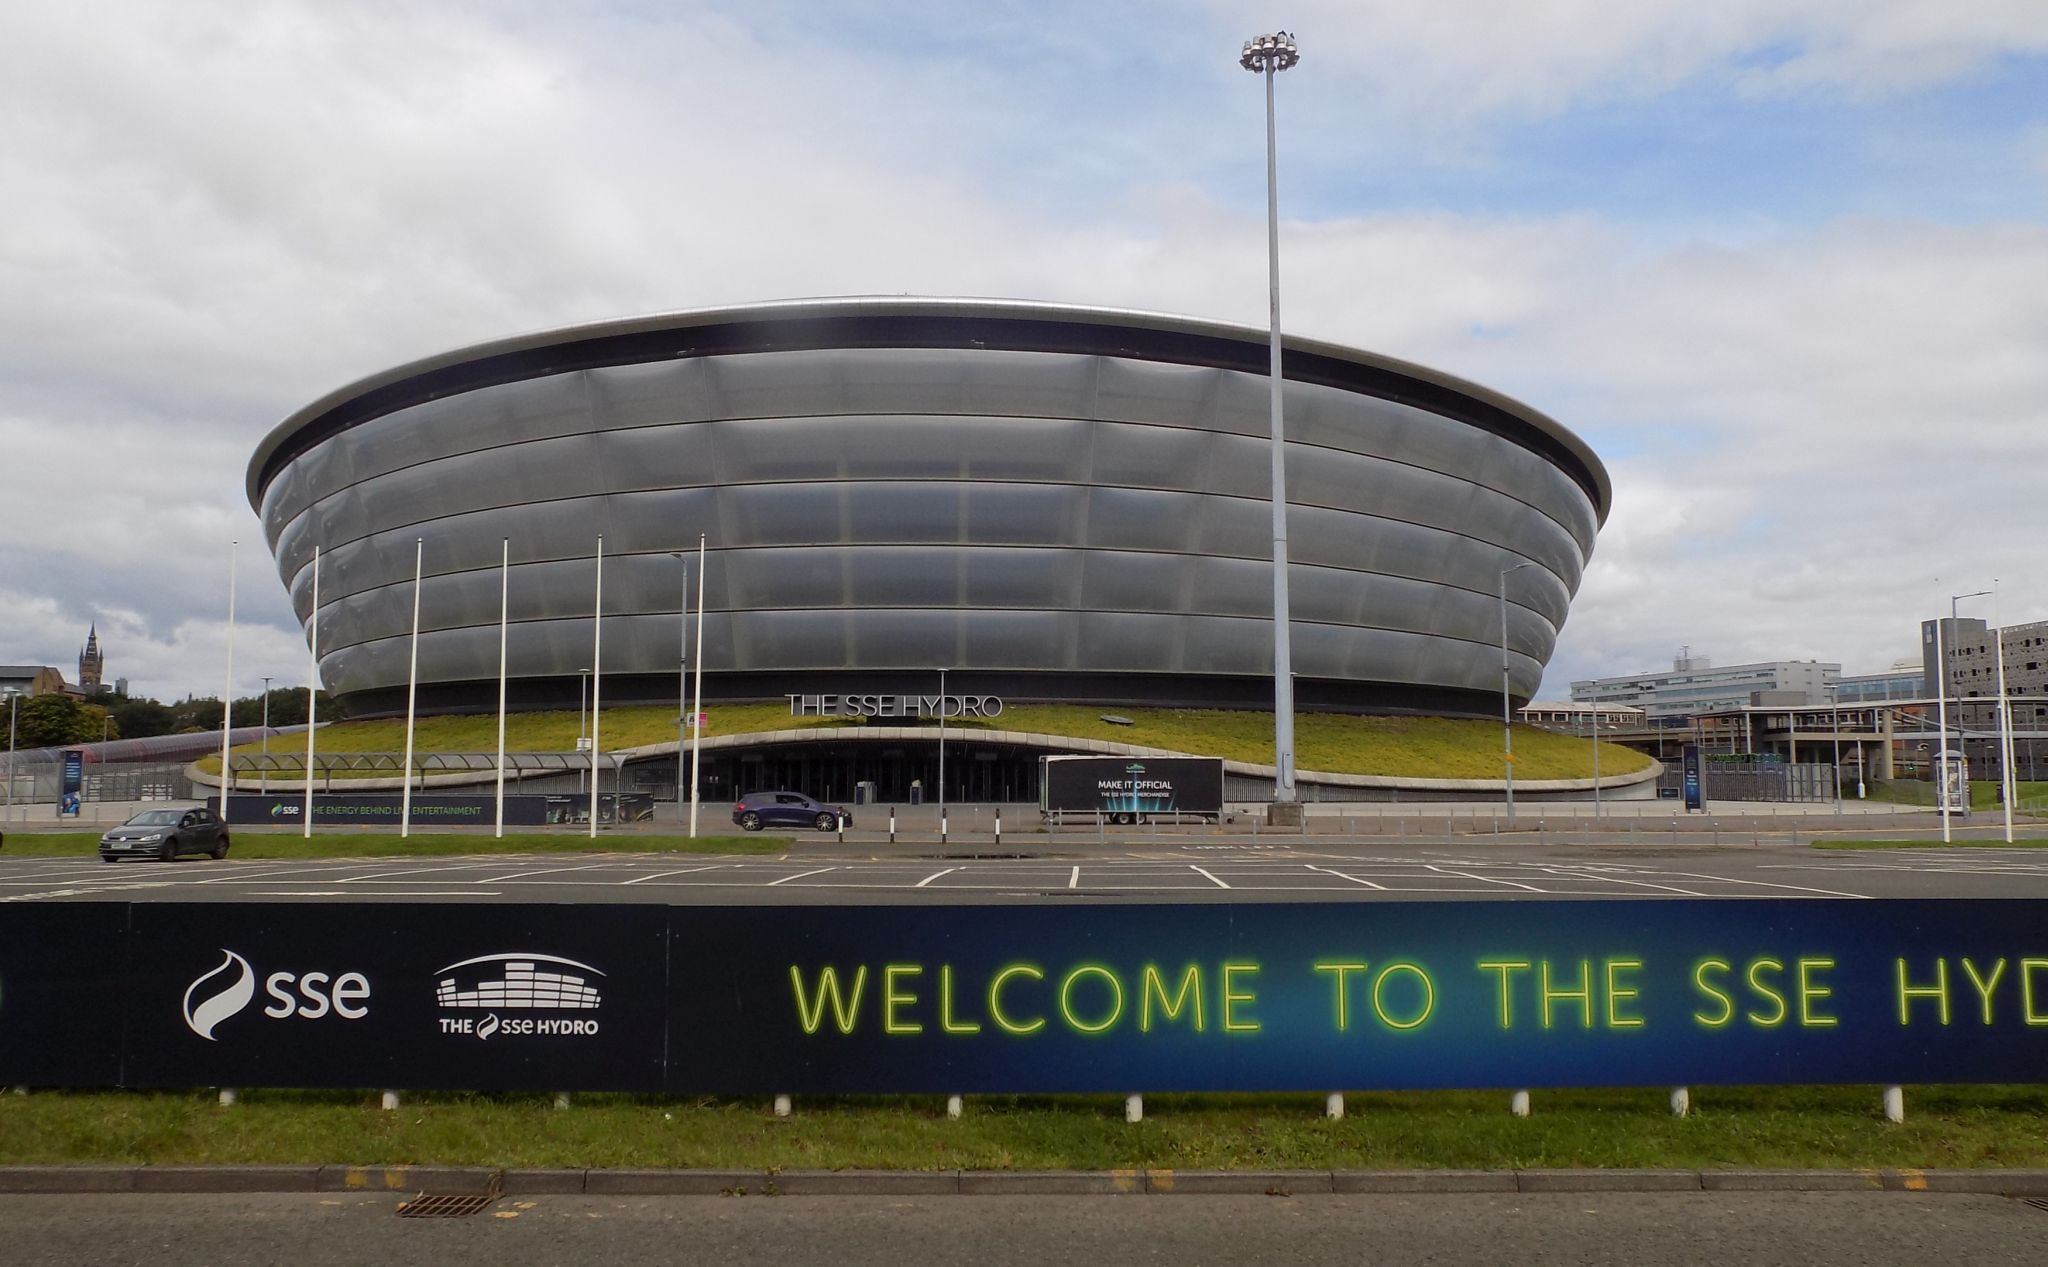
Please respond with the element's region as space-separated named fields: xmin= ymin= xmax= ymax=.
xmin=79 ymin=624 xmax=105 ymax=693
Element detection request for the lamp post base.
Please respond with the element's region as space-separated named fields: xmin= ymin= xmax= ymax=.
xmin=1266 ymin=802 xmax=1305 ymax=828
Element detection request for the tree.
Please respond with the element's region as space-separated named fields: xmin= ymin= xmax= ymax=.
xmin=229 ymin=687 xmax=340 ymax=729
xmin=9 ymin=694 xmax=104 ymax=748
xmin=108 ymin=696 xmax=175 ymax=740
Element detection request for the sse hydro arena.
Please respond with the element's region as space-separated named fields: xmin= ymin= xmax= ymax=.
xmin=248 ymin=298 xmax=1610 ymax=800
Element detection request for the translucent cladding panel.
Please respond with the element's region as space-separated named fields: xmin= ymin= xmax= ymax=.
xmin=723 ymin=609 xmax=853 ymax=670
xmin=953 ymin=350 xmax=1100 ymax=418
xmin=846 ymin=547 xmax=961 ymax=608
xmin=1188 ymin=494 xmax=1271 ymax=561
xmin=961 ymin=482 xmax=1081 ymax=546
xmin=1198 ymin=432 xmax=1275 ymax=502
xmin=578 ymin=486 xmax=720 ymax=557
xmin=721 ymin=546 xmax=846 ymax=610
xmin=349 ymin=434 xmax=605 ymax=533
xmin=701 ymin=350 xmax=861 ymax=421
xmin=840 ymin=611 xmax=958 ymax=669
xmin=312 ymin=372 xmax=598 ymax=504
xmin=961 ymin=546 xmax=1079 ymax=609
xmin=847 ymin=482 xmax=968 ymax=544
xmin=1089 ymin=419 xmax=1212 ymax=491
xmin=591 ymin=420 xmax=719 ymax=493
xmin=260 ymin=457 xmax=310 ymax=545
xmin=722 ymin=482 xmax=847 ymax=546
xmin=1176 ymin=615 xmax=1272 ymax=676
xmin=1182 ymin=555 xmax=1272 ymax=620
xmin=586 ymin=358 xmax=719 ymax=430
xmin=715 ymin=414 xmax=1090 ymax=484
xmin=1084 ymin=486 xmax=1198 ymax=553
xmin=1090 ymin=358 xmax=1225 ymax=427
xmin=1077 ymin=551 xmax=1189 ymax=615
xmin=961 ymin=609 xmax=1076 ymax=668
xmin=1075 ymin=611 xmax=1190 ymax=672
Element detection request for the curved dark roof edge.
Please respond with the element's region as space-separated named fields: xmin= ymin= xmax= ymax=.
xmin=247 ymin=296 xmax=1611 ymax=522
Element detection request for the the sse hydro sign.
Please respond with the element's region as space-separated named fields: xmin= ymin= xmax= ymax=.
xmin=1 ymin=901 xmax=2044 ymax=1092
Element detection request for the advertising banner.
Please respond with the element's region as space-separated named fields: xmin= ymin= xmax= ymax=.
xmin=1038 ymin=756 xmax=1224 ymax=818
xmin=60 ymin=748 xmax=83 ymax=817
xmin=4 ymin=900 xmax=2045 ymax=1093
xmin=1681 ymin=745 xmax=1704 ymax=811
xmin=210 ymin=794 xmax=551 ymax=828
xmin=120 ymin=904 xmax=668 ymax=1090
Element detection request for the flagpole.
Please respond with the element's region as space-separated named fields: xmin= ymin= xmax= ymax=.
xmin=1994 ymin=581 xmax=2016 ymax=843
xmin=589 ymin=535 xmax=603 ymax=839
xmin=400 ymin=538 xmax=422 ymax=839
xmin=689 ymin=533 xmax=706 ymax=839
xmin=219 ymin=540 xmax=237 ymax=818
xmin=303 ymin=546 xmax=319 ymax=838
xmin=495 ymin=537 xmax=510 ymax=839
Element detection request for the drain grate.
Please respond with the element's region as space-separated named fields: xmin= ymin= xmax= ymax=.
xmin=397 ymin=1192 xmax=497 ymax=1219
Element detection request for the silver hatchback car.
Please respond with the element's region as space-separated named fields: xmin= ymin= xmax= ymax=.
xmin=99 ymin=806 xmax=231 ymax=862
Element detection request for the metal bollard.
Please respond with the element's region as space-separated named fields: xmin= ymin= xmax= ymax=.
xmin=889 ymin=809 xmax=896 ymax=844
xmin=995 ymin=808 xmax=1001 ymax=849
xmin=838 ymin=814 xmax=845 ymax=844
xmin=940 ymin=811 xmax=948 ymax=844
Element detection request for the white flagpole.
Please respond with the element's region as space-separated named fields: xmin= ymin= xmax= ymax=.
xmin=1994 ymin=581 xmax=2015 ymax=844
xmin=400 ymin=537 xmax=422 ymax=839
xmin=590 ymin=535 xmax=603 ymax=839
xmin=219 ymin=539 xmax=238 ymax=818
xmin=303 ymin=546 xmax=319 ymax=838
xmin=1934 ymin=612 xmax=1950 ymax=843
xmin=495 ymin=537 xmax=510 ymax=839
xmin=689 ymin=533 xmax=706 ymax=838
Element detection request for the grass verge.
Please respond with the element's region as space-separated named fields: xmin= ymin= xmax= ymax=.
xmin=1814 ymin=838 xmax=2048 ymax=851
xmin=0 ymin=832 xmax=791 ymax=859
xmin=2 ymin=1087 xmax=2045 ymax=1170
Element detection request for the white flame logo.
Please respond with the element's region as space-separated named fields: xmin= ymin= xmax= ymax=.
xmin=477 ymin=1014 xmax=501 ymax=1041
xmin=182 ymin=950 xmax=255 ymax=1041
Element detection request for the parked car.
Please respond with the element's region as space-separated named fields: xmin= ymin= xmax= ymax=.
xmin=732 ymin=791 xmax=851 ymax=832
xmin=99 ymin=806 xmax=230 ymax=862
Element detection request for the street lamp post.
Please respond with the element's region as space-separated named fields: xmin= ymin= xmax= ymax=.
xmin=259 ymin=676 xmax=272 ymax=794
xmin=672 ymin=553 xmax=689 ymax=825
xmin=577 ymin=668 xmax=591 ymax=796
xmin=1500 ymin=562 xmax=1535 ymax=825
xmin=1241 ymin=30 xmax=1301 ymax=815
xmin=1942 ymin=588 xmax=1991 ymax=842
xmin=4 ymin=689 xmax=20 ymax=823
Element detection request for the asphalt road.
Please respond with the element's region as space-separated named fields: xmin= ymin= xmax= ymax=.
xmin=5 ymin=840 xmax=2048 ymax=903
xmin=5 ymin=1191 xmax=2047 ymax=1267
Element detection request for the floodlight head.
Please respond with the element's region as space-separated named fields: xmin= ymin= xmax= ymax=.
xmin=1239 ymin=31 xmax=1300 ymax=72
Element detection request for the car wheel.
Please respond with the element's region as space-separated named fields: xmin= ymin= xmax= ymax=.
xmin=1113 ymin=813 xmax=1133 ymax=826
xmin=100 ymin=855 xmax=118 ymax=864
xmin=815 ymin=812 xmax=837 ymax=832
xmin=159 ymin=836 xmax=177 ymax=862
xmin=740 ymin=811 xmax=762 ymax=831
xmin=211 ymin=833 xmax=230 ymax=860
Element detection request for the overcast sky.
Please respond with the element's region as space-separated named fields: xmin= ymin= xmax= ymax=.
xmin=3 ymin=1 xmax=2045 ymax=703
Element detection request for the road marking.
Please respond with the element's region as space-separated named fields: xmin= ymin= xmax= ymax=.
xmin=1069 ymin=866 xmax=1081 ymax=890
xmin=1305 ymin=865 xmax=1386 ymax=890
xmin=767 ymin=867 xmax=837 ymax=886
xmin=621 ymin=864 xmax=724 ymax=885
xmin=252 ymin=889 xmax=503 ymax=897
xmin=1664 ymin=870 xmax=1873 ymax=899
xmin=1425 ymin=865 xmax=1542 ymax=892
xmin=914 ymin=868 xmax=958 ymax=888
xmin=465 ymin=862 xmax=619 ymax=884
xmin=1532 ymin=869 xmax=1707 ymax=897
xmin=1189 ymin=865 xmax=1231 ymax=889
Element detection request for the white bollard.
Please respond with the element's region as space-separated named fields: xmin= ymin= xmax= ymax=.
xmin=946 ymin=1095 xmax=963 ymax=1120
xmin=1669 ymin=1087 xmax=1690 ymax=1117
xmin=1124 ymin=1094 xmax=1143 ymax=1124
xmin=218 ymin=1088 xmax=238 ymax=1107
xmin=380 ymin=1090 xmax=401 ymax=1111
xmin=1325 ymin=1093 xmax=1344 ymax=1121
xmin=554 ymin=1092 xmax=572 ymax=1110
xmin=940 ymin=811 xmax=948 ymax=844
xmin=773 ymin=1094 xmax=792 ymax=1118
xmin=1882 ymin=1085 xmax=1905 ymax=1123
xmin=889 ymin=809 xmax=896 ymax=843
xmin=1509 ymin=1089 xmax=1531 ymax=1117
xmin=994 ymin=809 xmax=1001 ymax=849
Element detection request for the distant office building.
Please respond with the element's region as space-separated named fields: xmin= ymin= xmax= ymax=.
xmin=1571 ymin=653 xmax=1839 ymax=720
xmin=1517 ymin=700 xmax=1644 ymax=730
xmin=0 ymin=666 xmax=68 ymax=698
xmin=1836 ymin=659 xmax=1924 ymax=704
xmin=1923 ymin=617 xmax=2048 ymax=737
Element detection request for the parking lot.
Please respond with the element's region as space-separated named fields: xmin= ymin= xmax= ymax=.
xmin=6 ymin=840 xmax=2048 ymax=904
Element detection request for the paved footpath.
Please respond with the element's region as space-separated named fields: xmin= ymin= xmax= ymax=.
xmin=5 ymin=1188 xmax=2048 ymax=1267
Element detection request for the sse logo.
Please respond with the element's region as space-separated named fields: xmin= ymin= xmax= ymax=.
xmin=180 ymin=950 xmax=371 ymax=1040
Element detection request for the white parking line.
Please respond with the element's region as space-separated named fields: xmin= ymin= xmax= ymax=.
xmin=621 ymin=864 xmax=724 ymax=885
xmin=465 ymin=862 xmax=620 ymax=884
xmin=1663 ymin=870 xmax=1872 ymax=899
xmin=1189 ymin=865 xmax=1231 ymax=889
xmin=914 ymin=868 xmax=958 ymax=888
xmin=1305 ymin=865 xmax=1386 ymax=890
xmin=1425 ymin=865 xmax=1543 ymax=892
xmin=1069 ymin=866 xmax=1080 ymax=890
xmin=767 ymin=866 xmax=838 ymax=887
xmin=1532 ymin=869 xmax=1706 ymax=897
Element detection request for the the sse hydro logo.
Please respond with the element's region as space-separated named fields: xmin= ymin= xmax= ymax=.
xmin=180 ymin=950 xmax=371 ymax=1040
xmin=435 ymin=952 xmax=605 ymax=1041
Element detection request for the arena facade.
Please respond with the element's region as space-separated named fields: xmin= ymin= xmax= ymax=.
xmin=249 ymin=297 xmax=1609 ymax=798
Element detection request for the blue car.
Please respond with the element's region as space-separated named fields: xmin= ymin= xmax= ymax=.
xmin=732 ymin=791 xmax=851 ymax=832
